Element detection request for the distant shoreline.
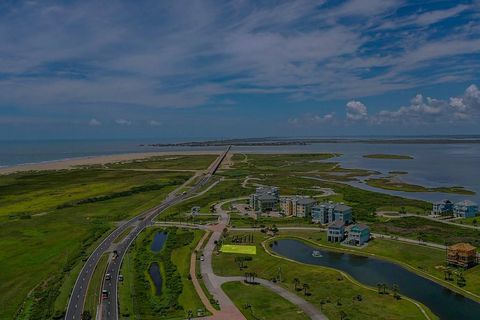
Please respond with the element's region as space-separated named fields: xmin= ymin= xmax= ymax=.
xmin=146 ymin=137 xmax=480 ymax=147
xmin=0 ymin=151 xmax=221 ymax=175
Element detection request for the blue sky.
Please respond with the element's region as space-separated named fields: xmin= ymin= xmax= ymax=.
xmin=0 ymin=0 xmax=480 ymax=139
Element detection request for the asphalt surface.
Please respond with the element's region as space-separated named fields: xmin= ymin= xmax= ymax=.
xmin=65 ymin=147 xmax=229 ymax=320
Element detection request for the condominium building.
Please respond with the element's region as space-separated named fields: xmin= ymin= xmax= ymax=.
xmin=312 ymin=202 xmax=353 ymax=224
xmin=432 ymin=199 xmax=453 ymax=215
xmin=250 ymin=186 xmax=279 ymax=212
xmin=280 ymin=196 xmax=316 ymax=217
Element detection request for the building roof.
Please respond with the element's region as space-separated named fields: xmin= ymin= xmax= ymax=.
xmin=350 ymin=224 xmax=369 ymax=232
xmin=257 ymin=194 xmax=278 ymax=201
xmin=334 ymin=203 xmax=352 ymax=212
xmin=448 ymin=243 xmax=476 ymax=252
xmin=296 ymin=197 xmax=316 ymax=205
xmin=455 ymin=200 xmax=478 ymax=207
xmin=328 ymin=220 xmax=345 ymax=228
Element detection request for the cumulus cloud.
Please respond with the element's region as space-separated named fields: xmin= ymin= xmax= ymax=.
xmin=115 ymin=119 xmax=131 ymax=126
xmin=346 ymin=100 xmax=368 ymax=121
xmin=88 ymin=118 xmax=101 ymax=126
xmin=371 ymin=84 xmax=480 ymax=124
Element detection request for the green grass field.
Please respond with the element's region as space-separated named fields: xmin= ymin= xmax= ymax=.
xmin=213 ymin=231 xmax=437 ymax=320
xmin=222 ymin=281 xmax=310 ymax=320
xmin=220 ymin=244 xmax=257 ymax=255
xmin=0 ymin=154 xmax=217 ymax=320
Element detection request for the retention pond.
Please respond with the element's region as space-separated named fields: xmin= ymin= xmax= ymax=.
xmin=271 ymin=239 xmax=480 ymax=320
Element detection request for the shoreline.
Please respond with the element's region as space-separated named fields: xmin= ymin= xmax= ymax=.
xmin=0 ymin=151 xmax=221 ymax=175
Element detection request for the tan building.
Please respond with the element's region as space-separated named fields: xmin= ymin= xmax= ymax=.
xmin=280 ymin=196 xmax=316 ymax=217
xmin=447 ymin=243 xmax=477 ymax=268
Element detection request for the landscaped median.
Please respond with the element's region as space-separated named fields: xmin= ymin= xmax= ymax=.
xmin=213 ymin=230 xmax=437 ymax=320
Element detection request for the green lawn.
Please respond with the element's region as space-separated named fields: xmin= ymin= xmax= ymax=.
xmin=222 ymin=281 xmax=310 ymax=320
xmin=213 ymin=231 xmax=437 ymax=320
xmin=0 ymin=160 xmax=210 ymax=319
xmin=369 ymin=216 xmax=480 ymax=247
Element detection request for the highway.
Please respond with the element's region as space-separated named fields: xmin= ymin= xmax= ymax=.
xmin=65 ymin=146 xmax=230 ymax=320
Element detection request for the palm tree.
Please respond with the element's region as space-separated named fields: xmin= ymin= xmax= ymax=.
xmin=392 ymin=284 xmax=400 ymax=299
xmin=293 ymin=278 xmax=300 ymax=291
xmin=251 ymin=272 xmax=257 ymax=284
xmin=382 ymin=283 xmax=388 ymax=295
xmin=302 ymin=283 xmax=310 ymax=296
xmin=377 ymin=283 xmax=382 ymax=294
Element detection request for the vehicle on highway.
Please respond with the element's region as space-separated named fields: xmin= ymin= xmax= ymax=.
xmin=105 ymin=273 xmax=111 ymax=280
xmin=118 ymin=274 xmax=124 ymax=281
xmin=102 ymin=290 xmax=109 ymax=299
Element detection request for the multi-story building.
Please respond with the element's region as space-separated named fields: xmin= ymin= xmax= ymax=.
xmin=432 ymin=199 xmax=453 ymax=215
xmin=345 ymin=224 xmax=370 ymax=246
xmin=250 ymin=186 xmax=279 ymax=212
xmin=453 ymin=200 xmax=478 ymax=218
xmin=280 ymin=196 xmax=316 ymax=217
xmin=312 ymin=202 xmax=352 ymax=224
xmin=327 ymin=220 xmax=345 ymax=243
xmin=447 ymin=243 xmax=478 ymax=268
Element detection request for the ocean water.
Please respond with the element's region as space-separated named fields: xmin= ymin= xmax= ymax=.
xmin=1 ymin=139 xmax=479 ymax=204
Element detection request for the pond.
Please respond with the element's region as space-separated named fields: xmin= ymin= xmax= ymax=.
xmin=148 ymin=262 xmax=163 ymax=296
xmin=271 ymin=239 xmax=480 ymax=320
xmin=151 ymin=231 xmax=168 ymax=252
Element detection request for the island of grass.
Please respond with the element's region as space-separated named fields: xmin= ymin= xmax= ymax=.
xmin=213 ymin=231 xmax=437 ymax=320
xmin=364 ymin=154 xmax=414 ymax=160
xmin=366 ymin=177 xmax=476 ymax=195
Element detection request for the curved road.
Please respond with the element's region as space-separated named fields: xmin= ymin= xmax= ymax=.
xmin=65 ymin=147 xmax=230 ymax=320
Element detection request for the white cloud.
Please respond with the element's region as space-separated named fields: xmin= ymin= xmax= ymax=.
xmin=149 ymin=120 xmax=161 ymax=126
xmin=288 ymin=113 xmax=335 ymax=126
xmin=115 ymin=119 xmax=131 ymax=126
xmin=88 ymin=118 xmax=101 ymax=126
xmin=346 ymin=100 xmax=368 ymax=121
xmin=372 ymin=84 xmax=480 ymax=124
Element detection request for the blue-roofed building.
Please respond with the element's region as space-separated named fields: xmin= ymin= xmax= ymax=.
xmin=453 ymin=200 xmax=478 ymax=218
xmin=346 ymin=224 xmax=370 ymax=246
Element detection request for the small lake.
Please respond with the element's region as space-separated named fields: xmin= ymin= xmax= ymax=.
xmin=151 ymin=231 xmax=168 ymax=252
xmin=271 ymin=239 xmax=480 ymax=320
xmin=148 ymin=262 xmax=163 ymax=296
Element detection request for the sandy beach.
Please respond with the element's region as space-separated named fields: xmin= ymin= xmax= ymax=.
xmin=0 ymin=150 xmax=222 ymax=175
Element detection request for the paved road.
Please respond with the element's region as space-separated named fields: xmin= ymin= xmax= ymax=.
xmin=65 ymin=146 xmax=230 ymax=320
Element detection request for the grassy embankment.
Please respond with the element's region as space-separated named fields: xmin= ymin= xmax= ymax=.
xmin=366 ymin=177 xmax=475 ymax=195
xmin=277 ymin=229 xmax=480 ymax=301
xmin=118 ymin=227 xmax=207 ymax=319
xmin=363 ymin=154 xmax=414 ymax=160
xmin=0 ymin=155 xmax=215 ymax=320
xmin=213 ymin=231 xmax=437 ymax=320
xmin=84 ymin=254 xmax=109 ymax=317
xmin=222 ymin=281 xmax=310 ymax=320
